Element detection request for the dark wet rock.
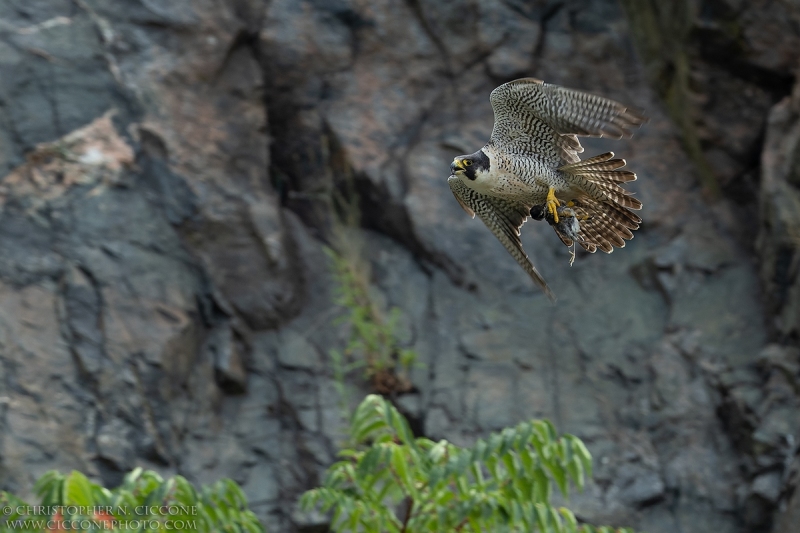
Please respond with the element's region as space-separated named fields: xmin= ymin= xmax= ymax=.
xmin=752 ymin=471 xmax=782 ymax=504
xmin=95 ymin=418 xmax=136 ymax=471
xmin=0 ymin=1 xmax=799 ymax=533
xmin=620 ymin=0 xmax=793 ymax=207
xmin=60 ymin=265 xmax=104 ymax=378
xmin=276 ymin=328 xmax=322 ymax=371
xmin=758 ymin=81 xmax=800 ymax=342
xmin=615 ymin=464 xmax=665 ymax=508
xmin=205 ymin=322 xmax=247 ymax=394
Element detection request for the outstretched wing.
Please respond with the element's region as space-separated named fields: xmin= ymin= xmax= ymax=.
xmin=448 ymin=176 xmax=555 ymax=301
xmin=489 ymin=78 xmax=647 ymax=165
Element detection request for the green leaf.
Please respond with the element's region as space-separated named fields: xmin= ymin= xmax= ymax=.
xmin=391 ymin=446 xmax=417 ymax=498
xmin=34 ymin=470 xmax=68 ymax=507
xmin=534 ymin=503 xmax=549 ymax=532
xmin=0 ymin=492 xmax=33 ymax=521
xmin=548 ymin=505 xmax=565 ymax=533
xmin=428 ymin=440 xmax=448 ymax=463
xmin=347 ymin=502 xmax=364 ymax=531
xmin=501 ymin=454 xmax=517 ymax=480
xmin=64 ymin=470 xmax=95 ymax=507
xmin=470 ymin=462 xmax=485 ymax=489
xmin=533 ymin=467 xmax=551 ymax=503
xmin=519 ymin=447 xmax=535 ymax=475
xmin=299 ymin=395 xmax=640 ymax=533
xmin=472 ymin=439 xmax=488 ymax=462
xmin=568 ymin=456 xmax=585 ymax=491
xmin=352 ymin=419 xmax=390 ymax=443
xmin=468 ymin=514 xmax=481 ymax=533
xmin=541 ymin=453 xmax=569 ymax=499
xmin=559 ymin=507 xmax=579 ymax=530
xmin=384 ymin=399 xmax=415 ymax=446
xmin=516 ymin=474 xmax=533 ymax=500
xmin=570 ymin=436 xmax=593 ymax=479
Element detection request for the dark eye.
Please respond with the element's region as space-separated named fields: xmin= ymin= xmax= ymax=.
xmin=464 ymin=160 xmax=472 ymax=166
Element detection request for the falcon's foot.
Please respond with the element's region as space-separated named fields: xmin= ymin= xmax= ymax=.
xmin=531 ymin=203 xmax=584 ymax=266
xmin=546 ymin=187 xmax=561 ymax=223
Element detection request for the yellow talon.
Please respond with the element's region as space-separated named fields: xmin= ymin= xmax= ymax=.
xmin=546 ymin=187 xmax=561 ymax=223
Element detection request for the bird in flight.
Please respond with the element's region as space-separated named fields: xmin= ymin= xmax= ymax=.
xmin=448 ymin=78 xmax=646 ymax=301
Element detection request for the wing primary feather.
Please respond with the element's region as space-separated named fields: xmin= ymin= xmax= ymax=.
xmin=489 ymin=78 xmax=647 ymax=166
xmin=448 ymin=176 xmax=555 ymax=302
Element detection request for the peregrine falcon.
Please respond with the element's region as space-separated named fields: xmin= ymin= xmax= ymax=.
xmin=448 ymin=78 xmax=646 ymax=301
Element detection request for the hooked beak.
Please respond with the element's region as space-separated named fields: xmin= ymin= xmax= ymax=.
xmin=451 ymin=158 xmax=465 ymax=174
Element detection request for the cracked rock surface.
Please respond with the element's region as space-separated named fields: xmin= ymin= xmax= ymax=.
xmin=0 ymin=1 xmax=799 ymax=532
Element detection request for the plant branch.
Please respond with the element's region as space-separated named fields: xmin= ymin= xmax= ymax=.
xmin=400 ymin=497 xmax=414 ymax=533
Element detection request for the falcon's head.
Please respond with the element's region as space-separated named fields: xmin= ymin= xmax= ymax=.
xmin=451 ymin=150 xmax=490 ymax=181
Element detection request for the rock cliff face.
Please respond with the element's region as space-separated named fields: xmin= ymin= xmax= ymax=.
xmin=0 ymin=1 xmax=798 ymax=532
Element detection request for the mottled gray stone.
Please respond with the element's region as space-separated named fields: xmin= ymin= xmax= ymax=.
xmin=460 ymin=325 xmax=528 ymax=363
xmin=279 ymin=372 xmax=319 ymax=410
xmin=668 ymin=264 xmax=765 ymax=363
xmin=61 ymin=265 xmax=104 ymax=377
xmin=423 ymin=406 xmax=453 ymax=441
xmin=752 ymin=471 xmax=782 ymax=503
xmin=464 ymin=363 xmax=518 ymax=431
xmin=394 ymin=393 xmax=421 ymax=420
xmin=773 ymin=454 xmax=800 ymax=533
xmin=617 ymin=467 xmax=665 ymax=506
xmin=296 ymin=408 xmax=318 ymax=433
xmin=232 ymin=374 xmax=281 ymax=453
xmin=291 ymin=505 xmax=329 ymax=532
xmin=205 ymin=322 xmax=247 ymax=394
xmin=95 ymin=418 xmax=135 ymax=471
xmin=759 ymin=87 xmax=800 ymax=341
xmin=0 ymin=1 xmax=799 ymax=533
xmin=0 ymin=14 xmax=131 ymax=176
xmin=242 ymin=461 xmax=279 ymax=505
xmin=277 ymin=329 xmax=321 ymax=370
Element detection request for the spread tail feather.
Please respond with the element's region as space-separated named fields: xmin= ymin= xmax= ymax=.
xmin=568 ymin=197 xmax=641 ymax=253
xmin=557 ymin=152 xmax=643 ymax=253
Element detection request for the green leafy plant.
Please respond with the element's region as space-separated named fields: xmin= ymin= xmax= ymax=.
xmin=301 ymin=395 xmax=635 ymax=533
xmin=0 ymin=468 xmax=264 ymax=532
xmin=327 ymin=246 xmax=418 ymax=395
xmin=322 ymin=130 xmax=418 ymax=397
